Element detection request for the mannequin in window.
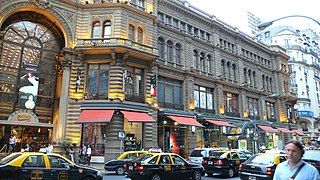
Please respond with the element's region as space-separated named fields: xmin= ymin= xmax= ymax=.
xmin=19 ymin=72 xmax=39 ymax=96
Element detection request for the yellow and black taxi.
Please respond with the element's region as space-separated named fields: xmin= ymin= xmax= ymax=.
xmin=0 ymin=152 xmax=103 ymax=180
xmin=239 ymin=153 xmax=287 ymax=180
xmin=124 ymin=152 xmax=204 ymax=180
xmin=202 ymin=150 xmax=248 ymax=178
xmin=104 ymin=150 xmax=148 ymax=175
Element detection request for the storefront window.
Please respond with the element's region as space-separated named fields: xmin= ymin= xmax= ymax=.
xmin=82 ymin=123 xmax=106 ymax=156
xmin=86 ymin=64 xmax=109 ymax=99
xmin=125 ymin=66 xmax=144 ymax=102
xmin=194 ymin=85 xmax=213 ymax=113
xmin=157 ymin=76 xmax=183 ymax=109
xmin=265 ymin=101 xmax=275 ymax=120
xmin=224 ymin=92 xmax=239 ymax=114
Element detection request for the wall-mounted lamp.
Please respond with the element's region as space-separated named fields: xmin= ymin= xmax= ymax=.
xmin=163 ymin=120 xmax=167 ymax=125
xmin=85 ymin=1 xmax=89 ymax=4
xmin=174 ymin=122 xmax=178 ymax=126
xmin=191 ymin=126 xmax=196 ymax=133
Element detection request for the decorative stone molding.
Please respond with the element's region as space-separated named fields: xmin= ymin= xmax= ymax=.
xmin=30 ymin=0 xmax=51 ymax=9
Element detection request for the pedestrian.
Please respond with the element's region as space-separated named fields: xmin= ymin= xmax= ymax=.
xmin=47 ymin=143 xmax=53 ymax=153
xmin=273 ymin=140 xmax=319 ymax=180
xmin=79 ymin=144 xmax=87 ymax=164
xmin=86 ymin=144 xmax=92 ymax=166
xmin=69 ymin=147 xmax=74 ymax=162
xmin=8 ymin=135 xmax=16 ymax=153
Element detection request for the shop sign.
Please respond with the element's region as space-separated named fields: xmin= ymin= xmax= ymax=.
xmin=118 ymin=131 xmax=125 ymax=140
xmin=7 ymin=109 xmax=39 ymax=123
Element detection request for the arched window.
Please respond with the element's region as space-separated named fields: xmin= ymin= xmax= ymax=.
xmin=221 ymin=60 xmax=225 ymax=77
xmin=207 ymin=55 xmax=212 ymax=73
xmin=167 ymin=40 xmax=173 ymax=61
xmin=158 ymin=37 xmax=165 ymax=59
xmin=103 ymin=20 xmax=111 ymax=38
xmin=269 ymin=77 xmax=273 ymax=92
xmin=137 ymin=27 xmax=143 ymax=43
xmin=0 ymin=12 xmax=64 ymax=122
xmin=200 ymin=52 xmax=205 ymax=71
xmin=227 ymin=62 xmax=231 ymax=79
xmin=262 ymin=75 xmax=265 ymax=90
xmin=175 ymin=43 xmax=181 ymax=64
xmin=253 ymin=71 xmax=256 ymax=87
xmin=232 ymin=64 xmax=236 ymax=81
xmin=193 ymin=50 xmax=198 ymax=69
xmin=248 ymin=69 xmax=252 ymax=85
xmin=129 ymin=24 xmax=135 ymax=41
xmin=92 ymin=21 xmax=101 ymax=38
xmin=243 ymin=68 xmax=247 ymax=84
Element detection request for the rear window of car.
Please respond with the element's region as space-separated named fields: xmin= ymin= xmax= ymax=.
xmin=247 ymin=154 xmax=275 ymax=165
xmin=190 ymin=150 xmax=207 ymax=157
xmin=210 ymin=151 xmax=225 ymax=157
xmin=133 ymin=154 xmax=154 ymax=162
xmin=0 ymin=154 xmax=22 ymax=165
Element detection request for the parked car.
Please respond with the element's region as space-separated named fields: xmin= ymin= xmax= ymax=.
xmin=104 ymin=150 xmax=148 ymax=175
xmin=303 ymin=150 xmax=320 ymax=173
xmin=202 ymin=150 xmax=247 ymax=178
xmin=125 ymin=152 xmax=204 ymax=180
xmin=0 ymin=152 xmax=103 ymax=180
xmin=239 ymin=153 xmax=287 ymax=180
xmin=232 ymin=149 xmax=253 ymax=159
xmin=188 ymin=147 xmax=228 ymax=165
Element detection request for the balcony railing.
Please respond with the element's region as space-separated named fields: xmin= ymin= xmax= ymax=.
xmin=76 ymin=37 xmax=158 ymax=55
xmin=125 ymin=94 xmax=145 ymax=103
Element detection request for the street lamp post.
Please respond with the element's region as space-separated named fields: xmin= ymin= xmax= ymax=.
xmin=257 ymin=15 xmax=320 ymax=31
xmin=251 ymin=93 xmax=278 ymax=153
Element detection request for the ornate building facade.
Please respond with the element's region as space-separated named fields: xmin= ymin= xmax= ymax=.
xmin=0 ymin=0 xmax=296 ymax=160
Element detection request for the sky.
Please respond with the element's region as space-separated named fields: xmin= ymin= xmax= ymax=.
xmin=186 ymin=0 xmax=320 ymax=35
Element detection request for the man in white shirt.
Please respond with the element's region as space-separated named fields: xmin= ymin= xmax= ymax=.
xmin=86 ymin=145 xmax=92 ymax=166
xmin=47 ymin=143 xmax=53 ymax=153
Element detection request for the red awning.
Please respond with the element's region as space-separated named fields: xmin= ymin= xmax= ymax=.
xmin=206 ymin=120 xmax=233 ymax=127
xmin=168 ymin=115 xmax=203 ymax=127
xmin=78 ymin=110 xmax=115 ymax=123
xmin=122 ymin=110 xmax=155 ymax=123
xmin=293 ymin=129 xmax=305 ymax=136
xmin=276 ymin=127 xmax=292 ymax=133
xmin=257 ymin=125 xmax=279 ymax=133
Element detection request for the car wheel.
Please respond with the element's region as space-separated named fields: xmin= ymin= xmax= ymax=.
xmin=151 ymin=174 xmax=161 ymax=180
xmin=193 ymin=170 xmax=202 ymax=180
xmin=206 ymin=172 xmax=213 ymax=177
xmin=226 ymin=168 xmax=235 ymax=178
xmin=115 ymin=166 xmax=125 ymax=175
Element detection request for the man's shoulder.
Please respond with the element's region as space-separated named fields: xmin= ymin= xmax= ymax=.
xmin=303 ymin=161 xmax=318 ymax=172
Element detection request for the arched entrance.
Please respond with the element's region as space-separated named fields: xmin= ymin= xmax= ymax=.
xmin=0 ymin=11 xmax=65 ymax=152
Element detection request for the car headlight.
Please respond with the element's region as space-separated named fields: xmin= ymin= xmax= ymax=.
xmin=97 ymin=170 xmax=102 ymax=176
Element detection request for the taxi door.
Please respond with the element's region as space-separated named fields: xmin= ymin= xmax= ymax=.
xmin=20 ymin=155 xmax=48 ymax=180
xmin=158 ymin=155 xmax=174 ymax=179
xmin=170 ymin=154 xmax=191 ymax=179
xmin=47 ymin=155 xmax=77 ymax=180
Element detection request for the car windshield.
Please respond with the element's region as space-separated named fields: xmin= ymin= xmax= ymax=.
xmin=190 ymin=150 xmax=207 ymax=157
xmin=0 ymin=153 xmax=22 ymax=165
xmin=247 ymin=154 xmax=275 ymax=165
xmin=303 ymin=151 xmax=320 ymax=161
xmin=133 ymin=154 xmax=154 ymax=162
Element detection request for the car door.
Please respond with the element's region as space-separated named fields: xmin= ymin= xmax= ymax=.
xmin=171 ymin=154 xmax=191 ymax=179
xmin=21 ymin=155 xmax=47 ymax=180
xmin=158 ymin=155 xmax=173 ymax=179
xmin=47 ymin=155 xmax=77 ymax=180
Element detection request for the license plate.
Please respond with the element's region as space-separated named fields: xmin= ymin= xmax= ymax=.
xmin=129 ymin=166 xmax=133 ymax=170
xmin=208 ymin=161 xmax=213 ymax=165
xmin=249 ymin=176 xmax=256 ymax=180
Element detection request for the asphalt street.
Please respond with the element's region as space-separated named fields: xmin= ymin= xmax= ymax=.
xmin=103 ymin=171 xmax=241 ymax=180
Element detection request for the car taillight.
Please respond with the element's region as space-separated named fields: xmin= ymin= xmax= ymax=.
xmin=239 ymin=164 xmax=243 ymax=171
xmin=265 ymin=167 xmax=275 ymax=175
xmin=315 ymin=162 xmax=320 ymax=167
xmin=214 ymin=159 xmax=225 ymax=165
xmin=202 ymin=159 xmax=208 ymax=165
xmin=136 ymin=165 xmax=144 ymax=171
xmin=124 ymin=163 xmax=128 ymax=169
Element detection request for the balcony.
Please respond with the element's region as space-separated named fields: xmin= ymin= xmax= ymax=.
xmin=76 ymin=37 xmax=158 ymax=61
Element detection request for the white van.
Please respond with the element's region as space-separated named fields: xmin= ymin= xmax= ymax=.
xmin=188 ymin=147 xmax=228 ymax=165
